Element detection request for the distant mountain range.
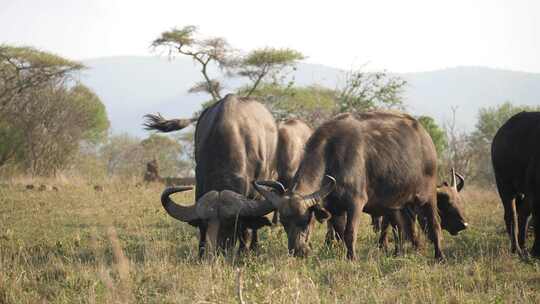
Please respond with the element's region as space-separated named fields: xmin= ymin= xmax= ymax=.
xmin=81 ymin=56 xmax=540 ymax=137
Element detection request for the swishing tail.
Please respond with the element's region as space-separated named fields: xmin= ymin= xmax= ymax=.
xmin=143 ymin=113 xmax=197 ymax=132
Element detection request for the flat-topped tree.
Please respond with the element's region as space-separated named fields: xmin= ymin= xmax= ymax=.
xmin=238 ymin=48 xmax=305 ymax=97
xmin=151 ymin=25 xmax=235 ymax=102
xmin=0 ymin=45 xmax=83 ymax=114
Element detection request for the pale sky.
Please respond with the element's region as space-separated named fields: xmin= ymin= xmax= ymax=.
xmin=1 ymin=0 xmax=539 ymax=73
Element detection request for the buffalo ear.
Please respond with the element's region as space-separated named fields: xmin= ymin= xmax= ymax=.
xmin=310 ymin=205 xmax=331 ymax=223
xmin=242 ymin=216 xmax=273 ymax=229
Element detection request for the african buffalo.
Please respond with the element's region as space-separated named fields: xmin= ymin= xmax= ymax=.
xmin=254 ymin=111 xmax=467 ymax=260
xmin=376 ymin=169 xmax=467 ymax=254
xmin=277 ymin=119 xmax=313 ymax=189
xmin=492 ymin=111 xmax=540 ymax=257
xmin=144 ymin=94 xmax=278 ymax=256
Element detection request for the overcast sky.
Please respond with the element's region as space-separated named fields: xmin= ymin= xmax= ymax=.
xmin=1 ymin=0 xmax=539 ymax=73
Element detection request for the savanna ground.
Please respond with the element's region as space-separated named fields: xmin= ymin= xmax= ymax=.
xmin=1 ymin=179 xmax=539 ymax=304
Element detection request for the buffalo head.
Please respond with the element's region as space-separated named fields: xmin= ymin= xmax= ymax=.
xmin=253 ymin=175 xmax=335 ymax=257
xmin=437 ymin=168 xmax=468 ymax=235
xmin=161 ymin=187 xmax=275 ymax=252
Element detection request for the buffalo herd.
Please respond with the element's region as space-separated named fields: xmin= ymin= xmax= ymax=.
xmin=144 ymin=94 xmax=539 ymax=260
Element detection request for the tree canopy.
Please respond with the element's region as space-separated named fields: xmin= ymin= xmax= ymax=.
xmin=0 ymin=45 xmax=109 ymax=175
xmin=417 ymin=115 xmax=447 ymax=156
xmin=0 ymin=45 xmax=84 ymax=113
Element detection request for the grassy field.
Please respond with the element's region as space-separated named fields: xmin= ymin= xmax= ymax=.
xmin=1 ymin=179 xmax=539 ymax=304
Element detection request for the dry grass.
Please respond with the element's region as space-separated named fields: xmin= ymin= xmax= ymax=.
xmin=0 ymin=180 xmax=539 ymax=303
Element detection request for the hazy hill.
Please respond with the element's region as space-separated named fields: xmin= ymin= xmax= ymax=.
xmin=81 ymin=56 xmax=540 ymax=136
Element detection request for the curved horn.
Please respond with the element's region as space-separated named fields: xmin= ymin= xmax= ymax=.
xmin=455 ymin=172 xmax=465 ymax=192
xmin=220 ymin=190 xmax=275 ymax=217
xmin=254 ymin=180 xmax=286 ymax=194
xmin=450 ymin=168 xmax=457 ymax=189
xmin=161 ymin=186 xmax=198 ymax=222
xmin=252 ymin=181 xmax=283 ymax=209
xmin=302 ymin=175 xmax=336 ymax=207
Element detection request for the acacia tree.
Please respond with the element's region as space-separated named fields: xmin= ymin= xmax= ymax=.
xmin=16 ymin=84 xmax=109 ymax=175
xmin=237 ymin=48 xmax=305 ymax=97
xmin=151 ymin=26 xmax=235 ymax=102
xmin=152 ymin=26 xmax=305 ymax=104
xmin=337 ymin=68 xmax=406 ymax=113
xmin=0 ymin=45 xmax=83 ymax=115
xmin=0 ymin=46 xmax=107 ymax=175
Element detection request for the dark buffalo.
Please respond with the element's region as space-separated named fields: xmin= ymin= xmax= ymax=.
xmin=492 ymin=111 xmax=540 ymax=257
xmin=254 ymin=111 xmax=467 ymax=260
xmin=144 ymin=94 xmax=277 ymax=256
xmin=271 ymin=119 xmax=313 ymax=224
xmin=276 ymin=119 xmax=313 ymax=189
xmin=376 ymin=169 xmax=467 ymax=254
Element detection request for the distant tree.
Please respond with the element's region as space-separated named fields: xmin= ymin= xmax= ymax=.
xmin=0 ymin=45 xmax=83 ymax=115
xmin=417 ymin=116 xmax=447 ymax=156
xmin=101 ymin=133 xmax=192 ymax=177
xmin=140 ymin=134 xmax=189 ymax=176
xmin=237 ymin=48 xmax=305 ymax=97
xmin=337 ymin=69 xmax=406 ymax=113
xmin=0 ymin=45 xmax=102 ymax=175
xmin=0 ymin=120 xmax=24 ymax=168
xmin=239 ymin=83 xmax=335 ymax=125
xmin=16 ymin=84 xmax=109 ymax=175
xmin=442 ymin=107 xmax=475 ymax=181
xmin=151 ymin=25 xmax=235 ymax=102
xmin=174 ymin=130 xmax=196 ymax=175
xmin=100 ymin=133 xmax=143 ymax=176
xmin=152 ymin=26 xmax=305 ymax=107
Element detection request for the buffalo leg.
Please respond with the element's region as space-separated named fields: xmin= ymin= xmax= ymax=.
xmin=238 ymin=227 xmax=253 ymax=254
xmin=403 ymin=207 xmax=422 ymax=251
xmin=530 ymin=193 xmax=540 ymax=257
xmin=198 ymin=225 xmax=208 ymax=258
xmin=531 ymin=216 xmax=540 ymax=257
xmin=344 ymin=205 xmax=362 ymax=260
xmin=371 ymin=215 xmax=383 ymax=233
xmin=325 ymin=214 xmax=346 ymax=245
xmin=387 ymin=209 xmax=417 ymax=256
xmin=378 ymin=216 xmax=390 ymax=251
xmin=379 ymin=210 xmax=421 ymax=252
xmin=420 ymin=202 xmax=445 ymax=260
xmin=502 ymin=195 xmax=522 ymax=255
xmin=250 ymin=229 xmax=259 ymax=251
xmin=517 ymin=195 xmax=532 ymax=251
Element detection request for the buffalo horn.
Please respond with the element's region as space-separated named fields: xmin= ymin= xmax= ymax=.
xmin=450 ymin=168 xmax=457 ymax=189
xmin=302 ymin=175 xmax=336 ymax=207
xmin=455 ymin=172 xmax=465 ymax=192
xmin=219 ymin=190 xmax=275 ymax=217
xmin=254 ymin=180 xmax=286 ymax=194
xmin=253 ymin=181 xmax=283 ymax=209
xmin=161 ymin=186 xmax=198 ymax=222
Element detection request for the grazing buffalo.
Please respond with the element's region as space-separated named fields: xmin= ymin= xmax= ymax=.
xmin=272 ymin=119 xmax=313 ymax=224
xmin=376 ymin=169 xmax=467 ymax=254
xmin=492 ymin=111 xmax=540 ymax=257
xmin=276 ymin=119 xmax=313 ymax=189
xmin=254 ymin=111 xmax=467 ymax=260
xmin=144 ymin=94 xmax=278 ymax=256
